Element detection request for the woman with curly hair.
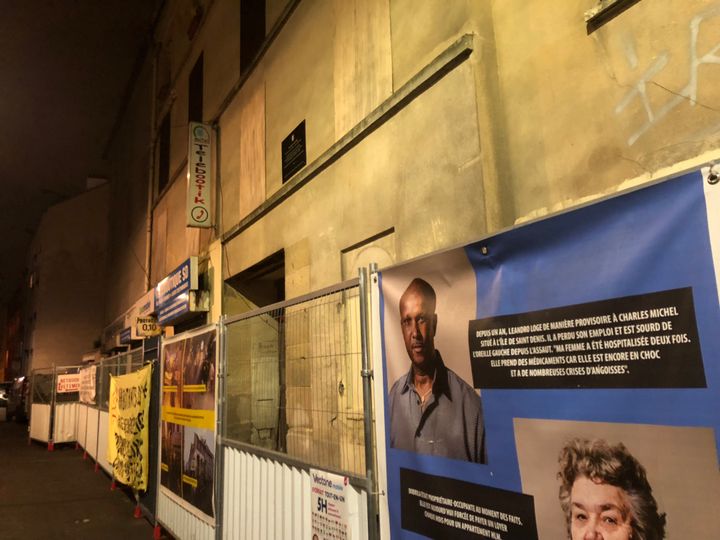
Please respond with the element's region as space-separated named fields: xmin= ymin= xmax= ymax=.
xmin=558 ymin=438 xmax=666 ymax=540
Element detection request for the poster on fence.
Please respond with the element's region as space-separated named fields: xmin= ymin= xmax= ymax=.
xmin=375 ymin=168 xmax=720 ymax=539
xmin=79 ymin=365 xmax=96 ymax=404
xmin=159 ymin=325 xmax=217 ymax=525
xmin=56 ymin=373 xmax=80 ymax=393
xmin=107 ymin=363 xmax=151 ymax=491
xmin=311 ymin=468 xmax=351 ymax=540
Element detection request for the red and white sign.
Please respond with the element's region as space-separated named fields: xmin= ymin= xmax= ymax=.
xmin=56 ymin=373 xmax=81 ymax=393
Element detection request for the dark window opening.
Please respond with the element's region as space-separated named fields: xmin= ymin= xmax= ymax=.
xmin=158 ymin=112 xmax=171 ymax=194
xmin=226 ymin=249 xmax=285 ymax=308
xmin=241 ymin=0 xmax=266 ymax=73
xmin=189 ymin=53 xmax=204 ymax=123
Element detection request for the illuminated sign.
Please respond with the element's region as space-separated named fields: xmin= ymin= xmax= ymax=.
xmin=155 ymin=257 xmax=201 ymax=325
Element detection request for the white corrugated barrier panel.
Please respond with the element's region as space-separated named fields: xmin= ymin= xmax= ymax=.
xmin=158 ymin=491 xmax=215 ymax=540
xmin=30 ymin=404 xmax=51 ymax=442
xmin=97 ymin=410 xmax=111 ymax=473
xmin=222 ymin=446 xmax=368 ymax=540
xmin=86 ymin=407 xmax=99 ymax=460
xmin=77 ymin=404 xmax=88 ymax=448
xmin=53 ymin=403 xmax=78 ymax=443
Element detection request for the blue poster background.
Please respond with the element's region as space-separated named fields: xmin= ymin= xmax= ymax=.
xmin=379 ymin=170 xmax=720 ymax=538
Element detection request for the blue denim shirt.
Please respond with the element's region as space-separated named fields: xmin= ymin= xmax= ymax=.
xmin=388 ymin=351 xmax=486 ymax=463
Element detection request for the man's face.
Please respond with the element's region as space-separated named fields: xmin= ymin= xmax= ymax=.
xmin=400 ymin=288 xmax=437 ymax=369
xmin=569 ymin=476 xmax=633 ymax=540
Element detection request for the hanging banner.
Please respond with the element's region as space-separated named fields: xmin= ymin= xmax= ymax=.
xmin=107 ymin=364 xmax=152 ymax=491
xmin=160 ymin=326 xmax=217 ymax=525
xmin=79 ymin=366 xmax=97 ymax=404
xmin=375 ymin=168 xmax=720 ymax=539
xmin=56 ymin=373 xmax=80 ymax=393
xmin=187 ymin=122 xmax=213 ymax=228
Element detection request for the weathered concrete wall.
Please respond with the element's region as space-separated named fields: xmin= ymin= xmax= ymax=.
xmin=220 ymin=0 xmax=490 ymax=471
xmin=491 ymin=0 xmax=720 ymax=223
xmin=150 ymin=0 xmax=236 ymax=287
xmin=28 ymin=186 xmax=109 ymax=370
xmin=142 ymin=0 xmax=720 ymax=475
xmin=104 ymin=57 xmax=153 ymax=324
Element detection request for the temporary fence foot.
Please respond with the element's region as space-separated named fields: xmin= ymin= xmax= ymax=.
xmin=133 ymin=505 xmax=142 ymax=519
xmin=153 ymin=525 xmax=162 ymax=540
xmin=47 ymin=442 xmax=54 ymax=452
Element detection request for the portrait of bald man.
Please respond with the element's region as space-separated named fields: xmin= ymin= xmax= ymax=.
xmin=388 ymin=278 xmax=486 ymax=463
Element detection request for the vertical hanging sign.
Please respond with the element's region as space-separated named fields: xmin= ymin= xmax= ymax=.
xmin=187 ymin=122 xmax=212 ymax=228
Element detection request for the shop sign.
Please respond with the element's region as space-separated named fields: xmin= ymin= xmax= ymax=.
xmin=136 ymin=316 xmax=161 ymax=337
xmin=126 ymin=289 xmax=158 ymax=339
xmin=187 ymin=122 xmax=212 ymax=228
xmin=155 ymin=257 xmax=200 ymax=325
xmin=102 ymin=314 xmax=125 ymax=351
xmin=119 ymin=328 xmax=133 ymax=344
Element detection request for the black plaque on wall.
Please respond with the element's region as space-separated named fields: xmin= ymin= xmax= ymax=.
xmin=281 ymin=120 xmax=307 ymax=182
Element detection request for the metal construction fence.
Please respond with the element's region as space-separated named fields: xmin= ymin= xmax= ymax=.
xmin=29 ymin=365 xmax=82 ymax=447
xmin=76 ymin=348 xmax=145 ymax=473
xmin=22 ymin=274 xmax=382 ymax=538
xmin=218 ymin=274 xmax=378 ymax=539
xmin=75 ymin=344 xmax=161 ymax=522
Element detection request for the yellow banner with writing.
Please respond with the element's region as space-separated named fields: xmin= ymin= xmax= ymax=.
xmin=107 ymin=364 xmax=152 ymax=491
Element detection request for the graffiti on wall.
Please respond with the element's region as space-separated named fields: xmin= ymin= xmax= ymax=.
xmin=615 ymin=5 xmax=720 ymax=146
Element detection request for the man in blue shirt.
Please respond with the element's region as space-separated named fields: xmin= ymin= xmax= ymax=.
xmin=388 ymin=278 xmax=486 ymax=463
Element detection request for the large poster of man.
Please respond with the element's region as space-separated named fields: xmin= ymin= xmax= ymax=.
xmin=375 ymin=168 xmax=720 ymax=538
xmin=382 ymin=249 xmax=485 ymax=463
xmin=160 ymin=326 xmax=217 ymax=524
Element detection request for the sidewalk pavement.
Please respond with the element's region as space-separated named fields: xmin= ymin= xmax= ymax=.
xmin=0 ymin=419 xmax=158 ymax=539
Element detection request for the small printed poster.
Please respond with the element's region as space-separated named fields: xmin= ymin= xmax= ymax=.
xmin=311 ymin=468 xmax=351 ymax=540
xmin=56 ymin=373 xmax=81 ymax=393
xmin=79 ymin=366 xmax=97 ymax=403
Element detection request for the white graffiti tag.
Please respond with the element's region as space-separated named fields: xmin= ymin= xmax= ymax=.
xmin=615 ymin=6 xmax=720 ymax=146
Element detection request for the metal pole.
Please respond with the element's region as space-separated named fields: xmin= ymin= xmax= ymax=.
xmin=359 ymin=267 xmax=379 ymax=540
xmin=215 ymin=321 xmax=226 ymax=540
xmin=49 ymin=364 xmax=57 ymax=450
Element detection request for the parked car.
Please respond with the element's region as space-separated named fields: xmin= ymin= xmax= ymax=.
xmin=6 ymin=376 xmax=29 ymax=422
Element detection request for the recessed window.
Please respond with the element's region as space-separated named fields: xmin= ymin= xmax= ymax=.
xmin=241 ymin=0 xmax=266 ymax=72
xmin=188 ymin=53 xmax=204 ymax=123
xmin=225 ymin=249 xmax=285 ymax=310
xmin=158 ymin=111 xmax=171 ymax=194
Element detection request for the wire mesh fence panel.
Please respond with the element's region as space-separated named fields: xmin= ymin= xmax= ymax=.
xmin=31 ymin=370 xmax=54 ymax=405
xmin=96 ymin=348 xmax=144 ymax=410
xmin=224 ymin=285 xmax=366 ymax=478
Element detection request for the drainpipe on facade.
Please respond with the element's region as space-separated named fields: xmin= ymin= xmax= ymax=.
xmin=144 ymin=44 xmax=159 ymax=293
